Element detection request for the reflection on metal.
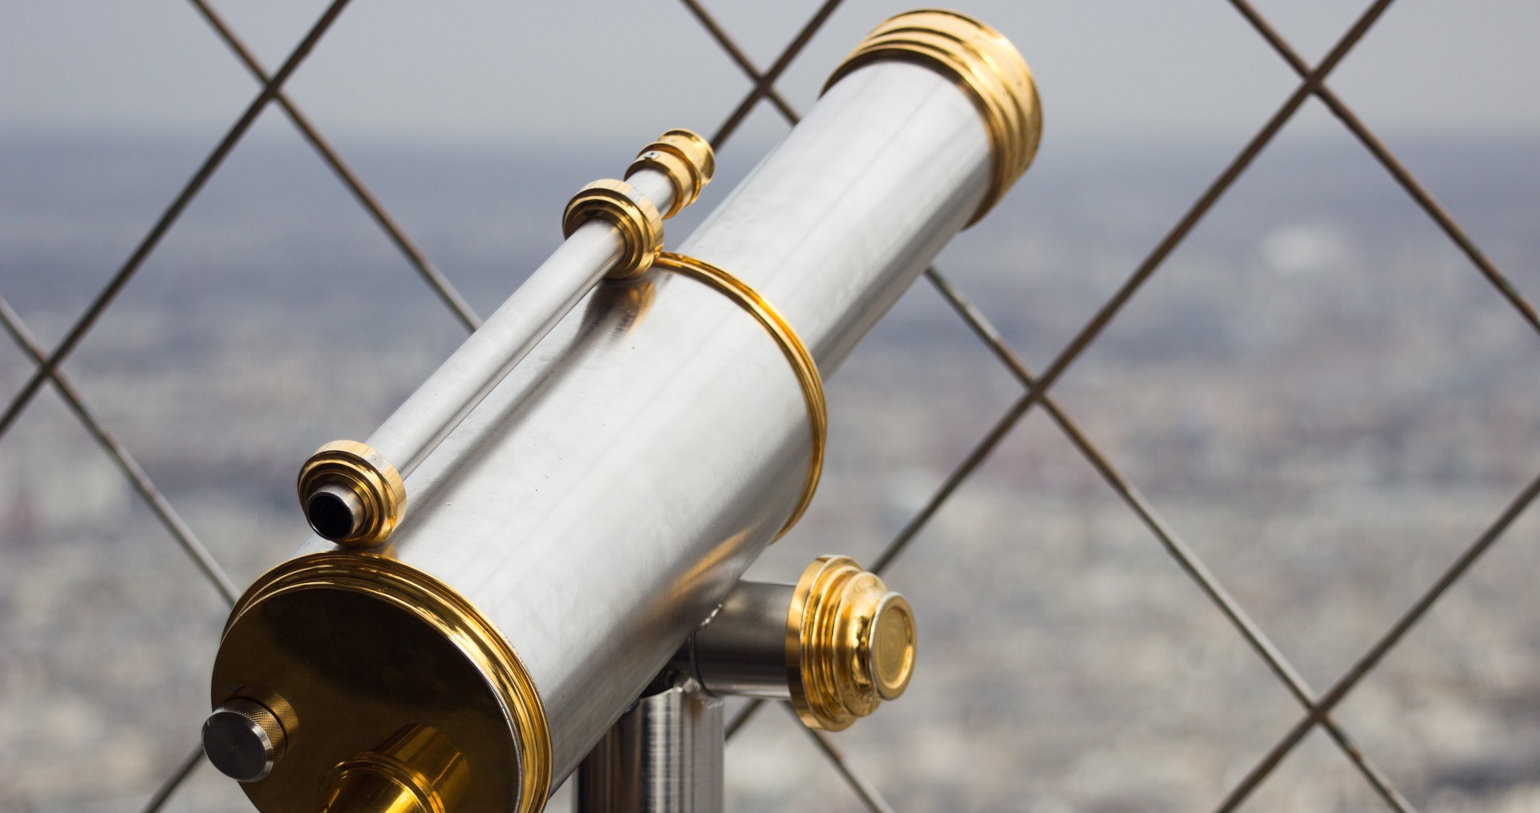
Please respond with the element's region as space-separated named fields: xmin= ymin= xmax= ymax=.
xmin=681 ymin=557 xmax=916 ymax=730
xmin=677 ymin=580 xmax=795 ymax=699
xmin=584 ymin=275 xmax=658 ymax=333
xmin=296 ymin=129 xmax=714 ymax=547
xmin=576 ymin=681 xmax=723 ymax=813
xmin=651 ymin=252 xmax=825 ymax=539
xmin=582 ymin=557 xmax=913 ymax=813
xmin=213 ymin=9 xmax=1037 ymax=811
xmin=321 ymin=725 xmax=470 ymax=813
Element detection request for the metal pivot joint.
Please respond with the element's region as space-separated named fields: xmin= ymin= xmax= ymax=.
xmin=579 ymin=554 xmax=911 ymax=813
xmin=580 ymin=556 xmax=914 ymax=812
xmin=679 ymin=556 xmax=917 ymax=730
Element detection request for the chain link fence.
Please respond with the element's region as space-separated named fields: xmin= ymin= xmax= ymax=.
xmin=2 ymin=1 xmax=1537 ymax=810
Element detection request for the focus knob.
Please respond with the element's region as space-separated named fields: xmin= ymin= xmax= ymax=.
xmin=788 ymin=555 xmax=917 ymax=730
xmin=203 ymin=697 xmax=287 ymax=782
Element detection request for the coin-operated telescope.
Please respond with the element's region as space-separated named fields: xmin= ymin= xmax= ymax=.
xmin=201 ymin=9 xmax=1040 ymax=812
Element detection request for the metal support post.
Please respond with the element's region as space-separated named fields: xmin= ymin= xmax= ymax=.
xmin=575 ymin=680 xmax=724 ymax=813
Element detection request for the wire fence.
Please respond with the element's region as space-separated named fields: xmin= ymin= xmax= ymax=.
xmin=1 ymin=1 xmax=1536 ymax=810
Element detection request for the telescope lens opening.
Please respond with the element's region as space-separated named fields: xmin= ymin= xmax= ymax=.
xmin=307 ymin=485 xmax=362 ymax=541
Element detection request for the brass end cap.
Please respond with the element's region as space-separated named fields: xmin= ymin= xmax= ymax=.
xmin=625 ymin=128 xmax=716 ymax=219
xmin=826 ymin=8 xmax=1042 ymax=225
xmin=215 ymin=553 xmax=551 ymax=813
xmin=321 ymin=726 xmax=469 ymax=813
xmin=562 ymin=179 xmax=665 ymax=279
xmin=787 ymin=556 xmax=918 ymax=731
xmin=869 ymin=591 xmax=917 ymax=700
xmin=297 ymin=440 xmax=406 ymax=547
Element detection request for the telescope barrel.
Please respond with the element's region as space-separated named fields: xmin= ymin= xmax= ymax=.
xmin=208 ymin=10 xmax=1040 ymax=813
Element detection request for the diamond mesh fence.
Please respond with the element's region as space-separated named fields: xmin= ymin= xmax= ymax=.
xmin=1 ymin=1 xmax=1537 ymax=811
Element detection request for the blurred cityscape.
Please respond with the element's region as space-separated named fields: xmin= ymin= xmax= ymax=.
xmin=1 ymin=133 xmax=1538 ymax=811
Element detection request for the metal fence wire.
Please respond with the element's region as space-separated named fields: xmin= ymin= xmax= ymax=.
xmin=1 ymin=0 xmax=1537 ymax=811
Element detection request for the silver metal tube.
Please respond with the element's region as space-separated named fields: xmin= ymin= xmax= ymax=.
xmin=367 ymin=162 xmax=679 ymax=482
xmin=624 ymin=167 xmax=677 ymax=217
xmin=574 ymin=681 xmax=723 ymax=813
xmin=677 ymin=581 xmax=794 ymax=699
xmin=675 ymin=556 xmax=916 ymax=730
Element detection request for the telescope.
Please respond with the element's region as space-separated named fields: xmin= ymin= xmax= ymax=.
xmin=201 ymin=9 xmax=1041 ymax=812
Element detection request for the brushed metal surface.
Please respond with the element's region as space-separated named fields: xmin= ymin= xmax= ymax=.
xmin=680 ymin=580 xmax=795 ymax=699
xmin=575 ymin=682 xmax=724 ymax=813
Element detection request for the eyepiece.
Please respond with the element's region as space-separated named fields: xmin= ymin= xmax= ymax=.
xmin=306 ymin=483 xmax=363 ymax=541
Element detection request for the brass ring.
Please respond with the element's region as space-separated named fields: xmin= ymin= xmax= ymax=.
xmin=562 ymin=179 xmax=664 ymax=279
xmin=625 ymin=128 xmax=716 ymax=219
xmin=652 ymin=252 xmax=825 ymax=540
xmin=825 ymin=9 xmax=1042 ymax=225
xmin=296 ymin=440 xmax=406 ymax=548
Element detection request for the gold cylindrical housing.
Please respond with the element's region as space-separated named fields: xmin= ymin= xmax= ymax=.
xmin=625 ymin=128 xmax=715 ymax=219
xmin=561 ymin=179 xmax=664 ymax=279
xmin=826 ymin=8 xmax=1042 ymax=225
xmin=787 ymin=556 xmax=917 ymax=731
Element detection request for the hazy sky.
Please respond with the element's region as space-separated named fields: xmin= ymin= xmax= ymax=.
xmin=3 ymin=1 xmax=1540 ymax=149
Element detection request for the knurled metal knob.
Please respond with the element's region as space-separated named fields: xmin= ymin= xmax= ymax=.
xmin=203 ymin=697 xmax=287 ymax=783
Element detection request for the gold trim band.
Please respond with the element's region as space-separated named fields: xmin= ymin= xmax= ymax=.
xmin=825 ymin=9 xmax=1042 ymax=225
xmin=625 ymin=129 xmax=715 ymax=220
xmin=297 ymin=440 xmax=406 ymax=548
xmin=652 ymin=252 xmax=825 ymax=540
xmin=562 ymin=179 xmax=665 ymax=279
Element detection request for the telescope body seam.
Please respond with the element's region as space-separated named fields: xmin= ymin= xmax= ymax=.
xmin=652 ymin=251 xmax=826 ymax=540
